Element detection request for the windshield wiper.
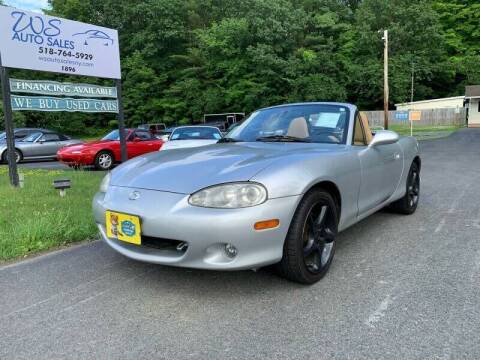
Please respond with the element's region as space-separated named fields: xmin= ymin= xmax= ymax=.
xmin=256 ymin=135 xmax=311 ymax=143
xmin=218 ymin=137 xmax=242 ymax=143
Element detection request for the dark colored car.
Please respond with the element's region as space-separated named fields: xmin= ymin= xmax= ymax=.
xmin=57 ymin=129 xmax=164 ymax=170
xmin=138 ymin=123 xmax=167 ymax=136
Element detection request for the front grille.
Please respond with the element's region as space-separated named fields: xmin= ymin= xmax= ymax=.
xmin=141 ymin=236 xmax=188 ymax=253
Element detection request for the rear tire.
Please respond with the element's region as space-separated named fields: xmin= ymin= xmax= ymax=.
xmin=276 ymin=189 xmax=338 ymax=284
xmin=389 ymin=162 xmax=420 ymax=215
xmin=94 ymin=151 xmax=114 ymax=170
xmin=2 ymin=149 xmax=21 ymax=164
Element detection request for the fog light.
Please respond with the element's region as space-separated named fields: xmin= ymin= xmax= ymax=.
xmin=224 ymin=244 xmax=238 ymax=258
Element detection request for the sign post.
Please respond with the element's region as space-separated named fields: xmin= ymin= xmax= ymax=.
xmin=409 ymin=111 xmax=422 ymax=137
xmin=116 ymin=79 xmax=127 ymax=162
xmin=0 ymin=6 xmax=124 ymax=187
xmin=383 ymin=29 xmax=389 ymax=130
xmin=0 ymin=54 xmax=19 ymax=187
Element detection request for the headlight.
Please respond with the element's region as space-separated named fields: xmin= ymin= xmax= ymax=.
xmin=189 ymin=182 xmax=267 ymax=208
xmin=99 ymin=172 xmax=111 ymax=193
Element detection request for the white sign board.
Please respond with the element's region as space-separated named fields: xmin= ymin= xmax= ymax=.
xmin=0 ymin=6 xmax=121 ymax=79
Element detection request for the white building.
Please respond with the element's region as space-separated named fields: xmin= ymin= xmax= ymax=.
xmin=465 ymin=86 xmax=480 ymax=128
xmin=395 ymin=87 xmax=480 ymax=128
xmin=395 ymin=96 xmax=465 ymax=111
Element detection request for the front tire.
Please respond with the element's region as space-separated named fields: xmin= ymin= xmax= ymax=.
xmin=94 ymin=151 xmax=114 ymax=170
xmin=2 ymin=149 xmax=22 ymax=164
xmin=276 ymin=189 xmax=338 ymax=284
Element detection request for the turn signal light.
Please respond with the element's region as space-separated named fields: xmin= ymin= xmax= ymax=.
xmin=254 ymin=219 xmax=280 ymax=231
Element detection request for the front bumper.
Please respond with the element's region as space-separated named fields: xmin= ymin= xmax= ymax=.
xmin=93 ymin=186 xmax=301 ymax=270
xmin=57 ymin=152 xmax=95 ymax=166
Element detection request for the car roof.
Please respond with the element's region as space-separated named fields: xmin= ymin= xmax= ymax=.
xmin=173 ymin=126 xmax=221 ymax=131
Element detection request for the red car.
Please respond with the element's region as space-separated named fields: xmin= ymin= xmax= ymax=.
xmin=57 ymin=129 xmax=163 ymax=170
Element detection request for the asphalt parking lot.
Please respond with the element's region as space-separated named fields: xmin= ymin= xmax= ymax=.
xmin=0 ymin=160 xmax=68 ymax=170
xmin=1 ymin=128 xmax=479 ymax=359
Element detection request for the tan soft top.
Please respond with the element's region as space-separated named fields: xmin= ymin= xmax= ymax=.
xmin=359 ymin=112 xmax=373 ymax=144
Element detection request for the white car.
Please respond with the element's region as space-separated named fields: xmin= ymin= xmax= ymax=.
xmin=160 ymin=126 xmax=222 ymax=150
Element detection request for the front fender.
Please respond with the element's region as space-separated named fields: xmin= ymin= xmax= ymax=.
xmin=250 ymin=150 xmax=361 ymax=231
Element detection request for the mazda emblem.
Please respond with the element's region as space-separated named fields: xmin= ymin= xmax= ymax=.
xmin=129 ymin=191 xmax=141 ymax=200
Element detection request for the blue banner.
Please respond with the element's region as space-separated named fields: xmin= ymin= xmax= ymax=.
xmin=11 ymin=95 xmax=118 ymax=113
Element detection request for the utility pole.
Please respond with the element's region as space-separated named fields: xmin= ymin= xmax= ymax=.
xmin=383 ymin=30 xmax=389 ymax=130
xmin=410 ymin=60 xmax=415 ymax=136
xmin=410 ymin=61 xmax=415 ymax=105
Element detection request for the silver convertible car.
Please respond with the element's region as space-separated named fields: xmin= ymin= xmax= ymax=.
xmin=93 ymin=102 xmax=420 ymax=284
xmin=0 ymin=130 xmax=82 ymax=163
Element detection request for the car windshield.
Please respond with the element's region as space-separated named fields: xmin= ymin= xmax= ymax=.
xmin=102 ymin=130 xmax=121 ymax=141
xmin=227 ymin=104 xmax=350 ymax=144
xmin=170 ymin=127 xmax=222 ymax=141
xmin=21 ymin=132 xmax=42 ymax=142
xmin=0 ymin=132 xmax=5 ymax=140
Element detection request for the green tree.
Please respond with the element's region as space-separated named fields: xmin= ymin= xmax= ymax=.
xmin=0 ymin=101 xmax=27 ymax=129
xmin=346 ymin=0 xmax=450 ymax=108
xmin=2 ymin=0 xmax=474 ymax=132
xmin=163 ymin=0 xmax=351 ymax=119
xmin=433 ymin=0 xmax=480 ymax=92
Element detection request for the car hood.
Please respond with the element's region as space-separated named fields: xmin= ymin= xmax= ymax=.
xmin=161 ymin=139 xmax=219 ymax=150
xmin=110 ymin=142 xmax=342 ymax=194
xmin=60 ymin=140 xmax=108 ymax=151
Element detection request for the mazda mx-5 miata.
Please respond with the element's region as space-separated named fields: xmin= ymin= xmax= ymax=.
xmin=93 ymin=103 xmax=421 ymax=284
xmin=58 ymin=129 xmax=164 ymax=170
xmin=0 ymin=130 xmax=82 ymax=163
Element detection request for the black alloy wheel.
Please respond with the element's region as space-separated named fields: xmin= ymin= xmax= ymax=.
xmin=277 ymin=189 xmax=338 ymax=284
xmin=302 ymin=203 xmax=336 ymax=274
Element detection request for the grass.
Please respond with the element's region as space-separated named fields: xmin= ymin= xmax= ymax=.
xmin=0 ymin=168 xmax=104 ymax=261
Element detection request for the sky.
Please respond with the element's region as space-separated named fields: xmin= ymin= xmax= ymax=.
xmin=4 ymin=0 xmax=49 ymax=13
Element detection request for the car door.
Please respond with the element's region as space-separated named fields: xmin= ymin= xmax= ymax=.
xmin=127 ymin=130 xmax=157 ymax=158
xmin=352 ymin=113 xmax=403 ymax=215
xmin=35 ymin=133 xmax=62 ymax=157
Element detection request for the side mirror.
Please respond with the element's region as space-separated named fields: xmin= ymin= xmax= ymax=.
xmin=133 ymin=137 xmax=141 ymax=142
xmin=369 ymin=130 xmax=399 ymax=147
